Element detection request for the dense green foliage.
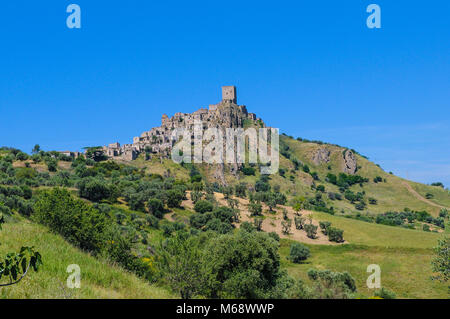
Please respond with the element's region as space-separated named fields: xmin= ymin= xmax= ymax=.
xmin=289 ymin=242 xmax=310 ymax=263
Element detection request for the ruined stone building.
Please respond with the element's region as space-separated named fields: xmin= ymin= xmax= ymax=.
xmin=103 ymin=86 xmax=262 ymax=161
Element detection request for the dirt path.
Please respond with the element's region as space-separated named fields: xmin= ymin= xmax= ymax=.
xmin=402 ymin=182 xmax=448 ymax=210
xmin=177 ymin=191 xmax=344 ymax=245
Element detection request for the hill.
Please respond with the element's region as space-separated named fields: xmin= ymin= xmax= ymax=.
xmin=0 ymin=217 xmax=174 ymax=299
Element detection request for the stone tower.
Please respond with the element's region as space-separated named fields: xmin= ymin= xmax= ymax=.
xmin=222 ymin=86 xmax=237 ymax=104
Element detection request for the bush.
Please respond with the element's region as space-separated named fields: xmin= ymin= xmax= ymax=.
xmin=253 ymin=217 xmax=263 ymax=231
xmin=373 ymin=287 xmax=396 ymax=299
xmin=148 ymin=198 xmax=165 ymax=218
xmin=166 ymin=189 xmax=184 ymax=208
xmin=289 ymin=243 xmax=310 ymax=263
xmin=248 ymin=201 xmax=263 ymax=216
xmin=146 ymin=214 xmax=160 ymax=228
xmin=46 ymin=158 xmax=58 ymax=172
xmin=307 ymin=269 xmax=356 ymax=298
xmin=327 ymin=227 xmax=344 ymax=242
xmin=319 ymin=221 xmax=331 ymax=235
xmin=281 ymin=219 xmax=292 ymax=235
xmin=294 ymin=216 xmax=306 ymax=230
xmin=304 ymin=224 xmax=318 ymax=239
xmin=194 ymin=200 xmax=214 ymax=214
xmin=78 ymin=177 xmax=116 ymax=202
xmin=242 ymin=166 xmax=256 ymax=176
xmin=33 ymin=188 xmax=108 ymax=254
xmin=202 ymin=230 xmax=291 ymax=298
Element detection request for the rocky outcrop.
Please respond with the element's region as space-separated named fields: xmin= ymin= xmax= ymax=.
xmin=312 ymin=147 xmax=330 ymax=165
xmin=342 ymin=150 xmax=357 ymax=174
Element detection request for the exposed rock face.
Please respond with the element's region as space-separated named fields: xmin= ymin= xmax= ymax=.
xmin=102 ymin=86 xmax=263 ymax=164
xmin=312 ymin=147 xmax=330 ymax=165
xmin=342 ymin=150 xmax=357 ymax=174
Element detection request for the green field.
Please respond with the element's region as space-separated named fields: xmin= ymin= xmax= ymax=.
xmin=279 ymin=212 xmax=448 ymax=299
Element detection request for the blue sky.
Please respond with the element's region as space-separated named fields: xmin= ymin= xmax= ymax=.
xmin=0 ymin=1 xmax=449 ymax=186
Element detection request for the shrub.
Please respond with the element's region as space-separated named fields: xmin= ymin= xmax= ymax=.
xmin=146 ymin=214 xmax=160 ymax=229
xmin=307 ymin=269 xmax=356 ymax=298
xmin=166 ymin=189 xmax=184 ymax=208
xmin=242 ymin=166 xmax=256 ymax=176
xmin=319 ymin=221 xmax=331 ymax=235
xmin=46 ymin=158 xmax=58 ymax=172
xmin=304 ymin=224 xmax=318 ymax=239
xmin=289 ymin=243 xmax=310 ymax=263
xmin=148 ymin=198 xmax=165 ymax=218
xmin=78 ymin=177 xmax=115 ymax=202
xmin=316 ymin=185 xmax=325 ymax=193
xmin=253 ymin=217 xmax=263 ymax=231
xmin=33 ymin=188 xmax=108 ymax=254
xmin=294 ymin=216 xmax=306 ymax=230
xmin=281 ymin=219 xmax=292 ymax=235
xmin=202 ymin=230 xmax=291 ymax=298
xmin=248 ymin=201 xmax=263 ymax=216
xmin=327 ymin=227 xmax=344 ymax=242
xmin=373 ymin=287 xmax=396 ymax=299
xmin=373 ymin=176 xmax=382 ymax=183
xmin=194 ymin=200 xmax=214 ymax=214
xmin=268 ymin=232 xmax=280 ymax=242
xmin=15 ymin=152 xmax=29 ymax=161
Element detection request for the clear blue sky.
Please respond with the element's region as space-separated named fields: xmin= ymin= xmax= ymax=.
xmin=1 ymin=1 xmax=449 ymax=186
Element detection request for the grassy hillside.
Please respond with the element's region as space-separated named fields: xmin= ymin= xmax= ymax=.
xmin=278 ymin=212 xmax=448 ymax=299
xmin=0 ymin=217 xmax=174 ymax=299
xmin=277 ymin=136 xmax=449 ymax=216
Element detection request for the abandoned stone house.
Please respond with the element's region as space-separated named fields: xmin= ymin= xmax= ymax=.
xmin=103 ymin=86 xmax=262 ymax=161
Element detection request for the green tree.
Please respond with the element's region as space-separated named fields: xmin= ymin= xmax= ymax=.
xmin=319 ymin=221 xmax=331 ymax=235
xmin=31 ymin=144 xmax=41 ymax=154
xmin=156 ymin=232 xmax=205 ymax=299
xmin=202 ymin=230 xmax=291 ymax=298
xmin=34 ymin=188 xmax=108 ymax=254
xmin=248 ymin=201 xmax=263 ymax=216
xmin=148 ymin=198 xmax=165 ymax=218
xmin=289 ymin=243 xmax=310 ymax=263
xmin=294 ymin=216 xmax=306 ymax=230
xmin=166 ymin=189 xmax=184 ymax=208
xmin=281 ymin=218 xmax=292 ymax=235
xmin=327 ymin=227 xmax=344 ymax=243
xmin=194 ymin=200 xmax=214 ymax=214
xmin=304 ymin=224 xmax=318 ymax=239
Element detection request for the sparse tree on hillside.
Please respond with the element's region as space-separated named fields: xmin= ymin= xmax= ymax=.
xmin=294 ymin=216 xmax=306 ymax=230
xmin=281 ymin=218 xmax=292 ymax=235
xmin=32 ymin=144 xmax=41 ymax=154
xmin=248 ymin=201 xmax=263 ymax=217
xmin=304 ymin=224 xmax=318 ymax=239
